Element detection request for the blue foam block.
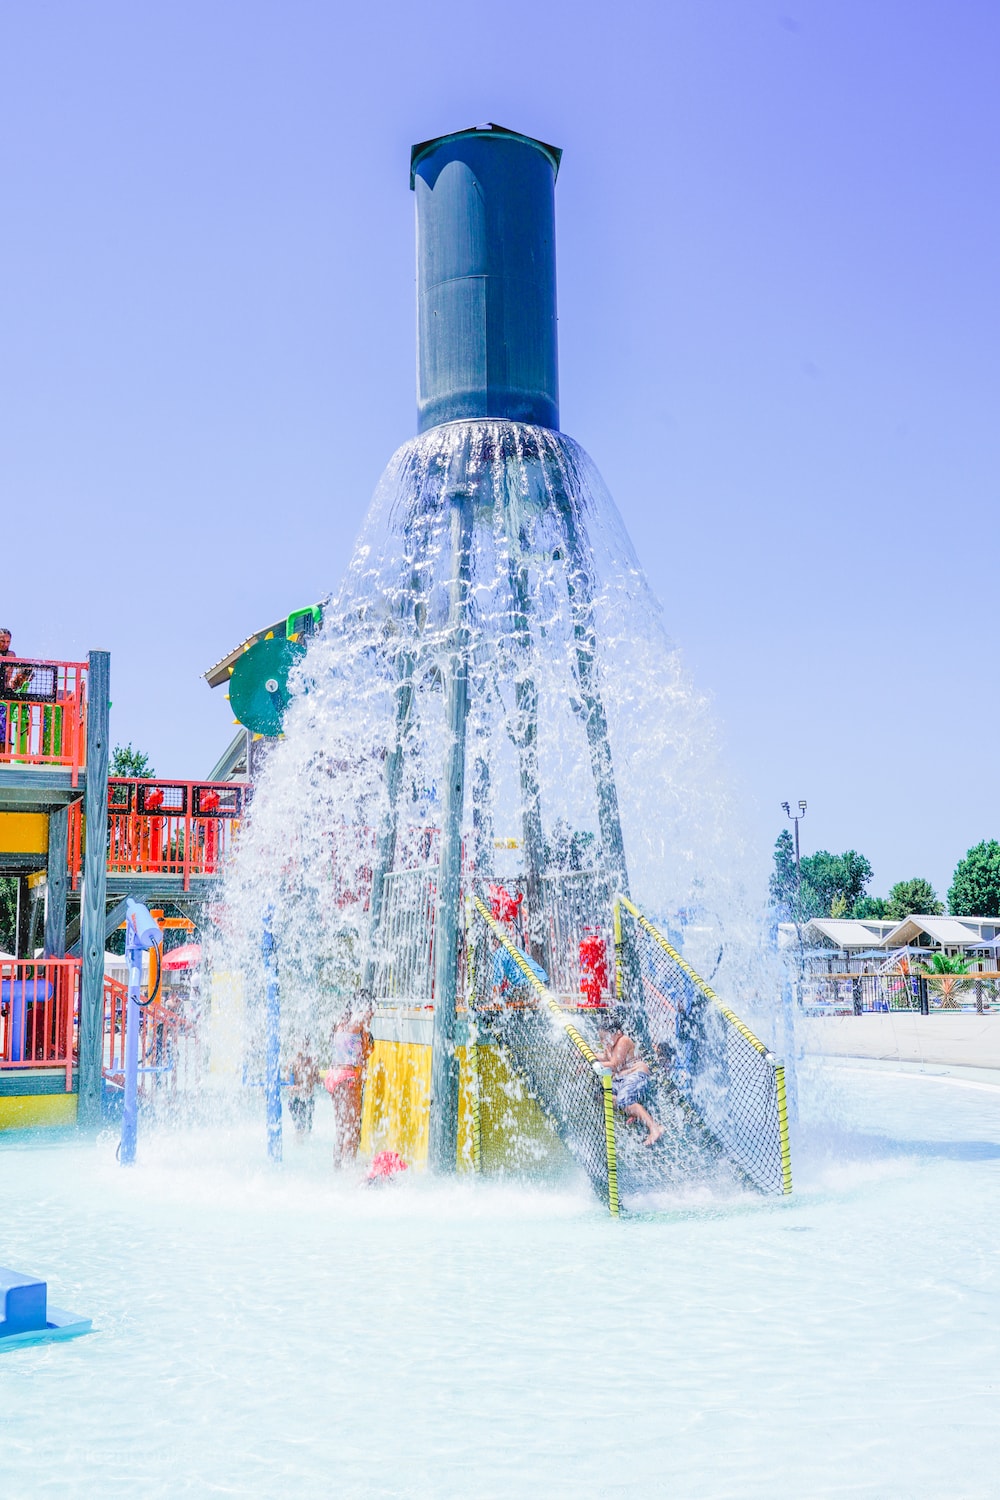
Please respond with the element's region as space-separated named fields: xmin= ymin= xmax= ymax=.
xmin=0 ymin=1266 xmax=91 ymax=1350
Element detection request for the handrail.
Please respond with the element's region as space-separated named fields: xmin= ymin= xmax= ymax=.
xmin=102 ymin=777 xmax=243 ymax=889
xmin=0 ymin=658 xmax=88 ymax=785
xmin=471 ymin=896 xmax=619 ymax=1215
xmin=616 ymin=895 xmax=775 ymax=1060
xmin=0 ymin=956 xmax=81 ymax=1089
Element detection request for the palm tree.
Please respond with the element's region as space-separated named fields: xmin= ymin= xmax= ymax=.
xmin=916 ymin=952 xmax=976 ymax=1010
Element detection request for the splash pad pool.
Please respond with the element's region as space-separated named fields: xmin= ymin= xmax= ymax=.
xmin=6 ymin=123 xmax=998 ymax=1499
xmin=4 ymin=1061 xmax=1000 ymax=1497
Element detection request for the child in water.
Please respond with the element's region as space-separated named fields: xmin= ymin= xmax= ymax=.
xmin=287 ymin=1051 xmax=320 ymax=1139
xmin=596 ymin=1018 xmax=664 ymax=1147
xmin=324 ymin=1007 xmax=372 ymax=1167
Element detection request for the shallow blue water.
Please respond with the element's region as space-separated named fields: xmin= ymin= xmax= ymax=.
xmin=2 ymin=1061 xmax=998 ymax=1498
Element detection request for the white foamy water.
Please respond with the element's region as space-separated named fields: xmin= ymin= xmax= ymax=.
xmin=219 ymin=419 xmax=777 ymax=1069
xmin=3 ymin=1061 xmax=999 ymax=1498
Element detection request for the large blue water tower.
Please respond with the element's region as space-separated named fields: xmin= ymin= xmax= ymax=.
xmin=410 ymin=123 xmax=562 ymax=433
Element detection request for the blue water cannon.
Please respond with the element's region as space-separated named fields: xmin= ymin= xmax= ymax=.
xmin=120 ymin=898 xmax=164 ymax=1166
xmin=126 ymin=899 xmax=163 ymax=963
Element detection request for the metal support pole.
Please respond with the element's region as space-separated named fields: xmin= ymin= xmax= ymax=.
xmin=361 ymin=639 xmax=418 ymax=997
xmin=768 ymin=909 xmax=798 ymax=1124
xmin=120 ymin=936 xmax=144 ymax=1166
xmin=262 ymin=911 xmax=282 ymax=1162
xmin=557 ymin=502 xmax=630 ymax=898
xmin=429 ymin=491 xmax=472 ymax=1173
xmin=44 ymin=805 xmax=69 ymax=957
xmin=119 ymin=899 xmax=162 ymax=1166
xmin=120 ymin=981 xmax=141 ymax=1165
xmin=508 ymin=548 xmax=546 ymax=958
xmin=78 ymin=650 xmax=110 ymax=1128
xmin=471 ymin=752 xmax=494 ymax=878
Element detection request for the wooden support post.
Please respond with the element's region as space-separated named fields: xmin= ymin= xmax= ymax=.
xmin=78 ymin=650 xmax=110 ymax=1127
xmin=429 ymin=490 xmax=472 ymax=1173
xmin=45 ymin=805 xmax=69 ymax=957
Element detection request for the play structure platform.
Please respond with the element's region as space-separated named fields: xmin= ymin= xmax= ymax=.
xmin=1 ymin=651 xmax=241 ymax=1128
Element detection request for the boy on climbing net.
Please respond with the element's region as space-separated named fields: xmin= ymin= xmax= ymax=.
xmin=596 ymin=1016 xmax=664 ymax=1147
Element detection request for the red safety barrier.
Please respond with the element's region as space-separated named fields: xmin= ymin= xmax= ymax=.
xmin=102 ymin=973 xmax=193 ymax=1092
xmin=0 ymin=659 xmax=88 ymax=786
xmin=103 ymin=779 xmax=243 ymax=889
xmin=0 ymin=957 xmax=80 ymax=1089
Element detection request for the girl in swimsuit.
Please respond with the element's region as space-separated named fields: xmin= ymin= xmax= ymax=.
xmin=325 ymin=1009 xmax=372 ymax=1166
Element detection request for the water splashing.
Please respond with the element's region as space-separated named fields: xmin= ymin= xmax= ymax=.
xmin=220 ymin=419 xmax=771 ymax=1066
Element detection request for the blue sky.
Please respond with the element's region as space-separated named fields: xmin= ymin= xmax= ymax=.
xmin=2 ymin=1 xmax=997 ymax=901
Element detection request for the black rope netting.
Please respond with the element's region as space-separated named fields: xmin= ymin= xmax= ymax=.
xmin=463 ymin=895 xmax=791 ymax=1207
xmin=616 ymin=899 xmax=792 ymax=1196
xmin=467 ymin=899 xmax=619 ymax=1214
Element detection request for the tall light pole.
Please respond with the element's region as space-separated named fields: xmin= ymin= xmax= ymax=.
xmin=781 ymin=800 xmax=807 ymax=922
xmin=779 ymin=800 xmax=806 ymax=1126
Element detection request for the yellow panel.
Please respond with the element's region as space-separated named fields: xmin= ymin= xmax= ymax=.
xmin=0 ymin=812 xmax=49 ymax=855
xmin=476 ymin=1045 xmax=571 ymax=1177
xmin=456 ymin=1044 xmax=478 ymax=1173
xmin=0 ymin=1093 xmax=77 ymax=1130
xmin=360 ymin=1039 xmax=432 ymax=1167
xmin=359 ymin=1038 xmax=572 ymax=1177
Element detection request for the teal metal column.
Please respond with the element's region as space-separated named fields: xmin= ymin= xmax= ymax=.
xmin=78 ymin=650 xmax=110 ymax=1127
xmin=44 ymin=805 xmax=69 ymax=957
xmin=361 ymin=621 xmax=420 ymax=998
xmin=508 ymin=548 xmax=546 ymax=958
xmin=558 ymin=502 xmax=630 ymax=898
xmin=428 ymin=490 xmax=473 ymax=1172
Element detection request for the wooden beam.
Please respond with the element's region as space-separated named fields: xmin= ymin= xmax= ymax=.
xmin=44 ymin=804 xmax=68 ymax=957
xmin=66 ymin=896 xmax=129 ymax=959
xmin=78 ymin=651 xmax=110 ymax=1127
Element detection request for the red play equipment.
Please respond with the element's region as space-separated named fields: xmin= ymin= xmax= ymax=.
xmin=364 ymin=1150 xmax=409 ymax=1185
xmin=488 ymin=882 xmax=523 ymax=925
xmin=578 ymin=929 xmax=609 ymax=1008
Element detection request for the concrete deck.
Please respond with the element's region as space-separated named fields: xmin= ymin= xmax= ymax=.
xmin=800 ymin=1013 xmax=1000 ymax=1069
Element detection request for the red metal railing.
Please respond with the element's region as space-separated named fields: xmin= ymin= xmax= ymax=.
xmin=102 ymin=974 xmax=132 ymax=1076
xmin=104 ymin=778 xmax=243 ymax=889
xmin=0 ymin=659 xmax=88 ymax=786
xmin=102 ymin=974 xmax=197 ymax=1092
xmin=0 ymin=957 xmax=80 ymax=1090
xmin=0 ymin=961 xmax=198 ymax=1097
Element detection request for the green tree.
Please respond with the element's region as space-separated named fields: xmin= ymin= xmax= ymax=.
xmin=853 ymin=894 xmax=890 ymax=919
xmin=885 ymin=878 xmax=942 ymax=920
xmin=111 ymin=743 xmax=155 ymax=778
xmin=798 ymin=849 xmax=874 ymax=920
xmin=0 ymin=874 xmax=17 ymax=953
xmin=949 ymin=841 xmax=1000 ymax=917
xmin=769 ymin=829 xmax=798 ymax=913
